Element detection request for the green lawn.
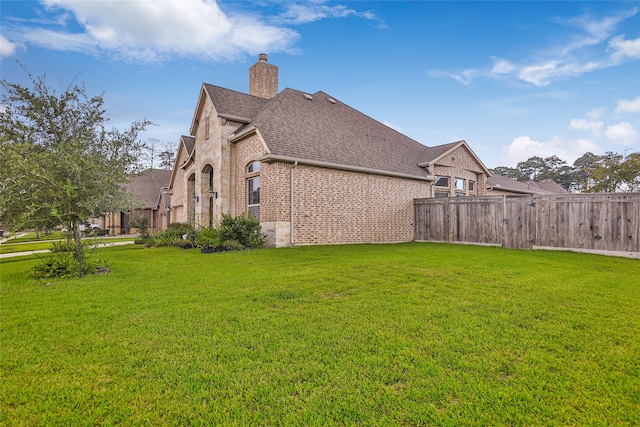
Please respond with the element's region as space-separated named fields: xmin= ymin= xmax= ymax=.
xmin=1 ymin=243 xmax=638 ymax=425
xmin=0 ymin=237 xmax=135 ymax=254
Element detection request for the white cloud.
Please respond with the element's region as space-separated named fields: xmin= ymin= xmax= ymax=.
xmin=275 ymin=2 xmax=385 ymax=28
xmin=517 ymin=60 xmax=601 ymax=87
xmin=606 ymin=122 xmax=639 ymax=145
xmin=569 ymin=118 xmax=603 ymax=136
xmin=28 ymin=0 xmax=299 ymax=62
xmin=608 ymin=35 xmax=640 ymax=62
xmin=615 ymin=96 xmax=640 ymax=113
xmin=501 ymin=135 xmax=601 ymax=166
xmin=435 ymin=8 xmax=639 ymax=87
xmin=586 ymin=108 xmax=604 ymax=120
xmin=0 ymin=35 xmax=17 ymax=57
xmin=489 ymin=57 xmax=515 ymax=75
xmin=3 ymin=0 xmax=380 ymax=63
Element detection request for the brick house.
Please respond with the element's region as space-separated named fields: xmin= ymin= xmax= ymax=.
xmin=167 ymin=54 xmax=491 ymax=247
xmin=103 ymin=168 xmax=172 ymax=235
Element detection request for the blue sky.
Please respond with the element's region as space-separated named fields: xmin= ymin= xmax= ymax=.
xmin=1 ymin=0 xmax=639 ymax=168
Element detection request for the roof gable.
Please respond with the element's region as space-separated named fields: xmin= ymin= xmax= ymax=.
xmin=127 ymin=169 xmax=172 ymax=209
xmin=168 ymin=135 xmax=195 ymax=190
xmin=419 ymin=140 xmax=491 ymax=176
xmin=189 ymin=84 xmax=269 ymax=135
xmin=238 ymin=88 xmax=436 ymax=179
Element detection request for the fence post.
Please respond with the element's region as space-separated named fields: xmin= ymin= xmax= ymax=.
xmin=502 ymin=195 xmax=507 ymax=248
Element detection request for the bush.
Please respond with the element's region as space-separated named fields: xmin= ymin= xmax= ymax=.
xmin=221 ymin=239 xmax=245 ymax=251
xmin=196 ymin=226 xmax=221 ymax=248
xmin=31 ymin=239 xmax=107 ymax=279
xmin=151 ymin=223 xmax=196 ymax=247
xmin=218 ymin=214 xmax=266 ymax=249
xmin=171 ymin=239 xmax=195 ymax=249
xmin=129 ymin=214 xmax=150 ymax=238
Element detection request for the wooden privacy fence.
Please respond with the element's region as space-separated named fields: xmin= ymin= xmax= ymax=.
xmin=414 ymin=193 xmax=640 ymax=255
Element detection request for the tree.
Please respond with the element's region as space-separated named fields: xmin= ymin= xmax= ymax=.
xmin=0 ymin=68 xmax=150 ymax=276
xmin=158 ymin=148 xmax=175 ymax=170
xmin=140 ymin=138 xmax=176 ymax=170
xmin=489 ymin=166 xmax=521 ymax=181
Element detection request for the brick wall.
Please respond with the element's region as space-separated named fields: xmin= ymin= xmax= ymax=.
xmin=231 ymin=134 xmax=434 ymax=246
xmin=433 ymin=145 xmax=487 ymax=197
xmin=290 ymin=165 xmax=432 ymax=245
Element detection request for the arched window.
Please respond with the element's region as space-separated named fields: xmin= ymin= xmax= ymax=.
xmin=247 ymin=161 xmax=260 ymax=173
xmin=246 ymin=161 xmax=260 ymax=220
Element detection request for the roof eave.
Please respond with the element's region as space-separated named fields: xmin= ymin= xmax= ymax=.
xmin=261 ymin=154 xmax=436 ymax=182
xmin=423 ymin=140 xmax=492 ymax=176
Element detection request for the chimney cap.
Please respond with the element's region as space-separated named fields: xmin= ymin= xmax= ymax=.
xmin=259 ymin=53 xmax=268 ymax=62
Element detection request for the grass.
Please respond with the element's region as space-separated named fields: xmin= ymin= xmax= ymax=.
xmin=0 ymin=237 xmax=135 ymax=254
xmin=1 ymin=242 xmax=639 ymax=425
xmin=2 ymin=231 xmax=68 ymax=243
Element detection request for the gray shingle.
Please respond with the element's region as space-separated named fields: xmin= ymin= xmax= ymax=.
xmin=204 ymin=84 xmax=268 ymax=120
xmin=126 ymin=169 xmax=173 ymax=209
xmin=248 ymin=89 xmax=434 ymax=178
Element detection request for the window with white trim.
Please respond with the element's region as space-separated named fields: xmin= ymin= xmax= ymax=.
xmin=246 ymin=161 xmax=261 ymax=220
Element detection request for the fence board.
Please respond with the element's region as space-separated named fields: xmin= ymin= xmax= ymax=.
xmin=414 ymin=193 xmax=640 ymax=255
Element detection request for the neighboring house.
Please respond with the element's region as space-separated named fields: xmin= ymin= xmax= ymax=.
xmin=103 ymin=169 xmax=172 ymax=235
xmin=486 ymin=175 xmax=569 ymax=195
xmin=168 ymin=54 xmax=491 ymax=247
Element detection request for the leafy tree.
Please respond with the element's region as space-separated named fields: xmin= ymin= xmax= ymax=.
xmin=0 ymin=68 xmax=150 ymax=276
xmin=489 ymin=166 xmax=521 ymax=181
xmin=583 ymin=151 xmax=640 ymax=193
xmin=491 ymin=152 xmax=640 ymax=193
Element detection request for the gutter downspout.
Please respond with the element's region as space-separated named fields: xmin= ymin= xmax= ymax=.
xmin=291 ymin=161 xmax=298 ymax=246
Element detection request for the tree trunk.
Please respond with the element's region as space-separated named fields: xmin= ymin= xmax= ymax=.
xmin=73 ymin=221 xmax=85 ymax=277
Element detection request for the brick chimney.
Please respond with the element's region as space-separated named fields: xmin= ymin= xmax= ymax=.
xmin=249 ymin=54 xmax=278 ymax=99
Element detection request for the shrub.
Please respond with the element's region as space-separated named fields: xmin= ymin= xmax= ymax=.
xmin=171 ymin=239 xmax=195 ymax=249
xmin=31 ymin=239 xmax=107 ymax=279
xmin=129 ymin=214 xmax=150 ymax=238
xmin=218 ymin=214 xmax=266 ymax=249
xmin=152 ymin=223 xmax=196 ymax=247
xmin=221 ymin=239 xmax=245 ymax=251
xmin=196 ymin=226 xmax=221 ymax=248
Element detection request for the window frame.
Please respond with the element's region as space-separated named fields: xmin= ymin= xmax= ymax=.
xmin=246 ymin=161 xmax=261 ymax=221
xmin=435 ymin=176 xmax=449 ymax=187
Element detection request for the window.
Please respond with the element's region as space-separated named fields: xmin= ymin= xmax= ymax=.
xmin=247 ymin=161 xmax=260 ymax=173
xmin=455 ymin=193 xmax=465 ymax=197
xmin=455 ymin=178 xmax=465 ymax=190
xmin=434 ymin=191 xmax=449 ymax=198
xmin=247 ymin=177 xmax=260 ymax=220
xmin=205 ymin=117 xmax=210 ymax=140
xmin=435 ymin=176 xmax=449 ymax=187
xmin=469 ymin=180 xmax=475 ymax=192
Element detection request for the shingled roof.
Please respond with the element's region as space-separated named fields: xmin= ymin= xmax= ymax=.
xmin=126 ymin=169 xmax=173 ymax=209
xmin=204 ymin=84 xmax=268 ymax=121
xmin=197 ymin=83 xmax=489 ymax=180
xmin=486 ymin=175 xmax=568 ymax=194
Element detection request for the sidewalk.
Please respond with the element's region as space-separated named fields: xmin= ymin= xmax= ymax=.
xmin=0 ymin=240 xmax=135 ymax=259
xmin=0 ymin=232 xmax=28 ymax=245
